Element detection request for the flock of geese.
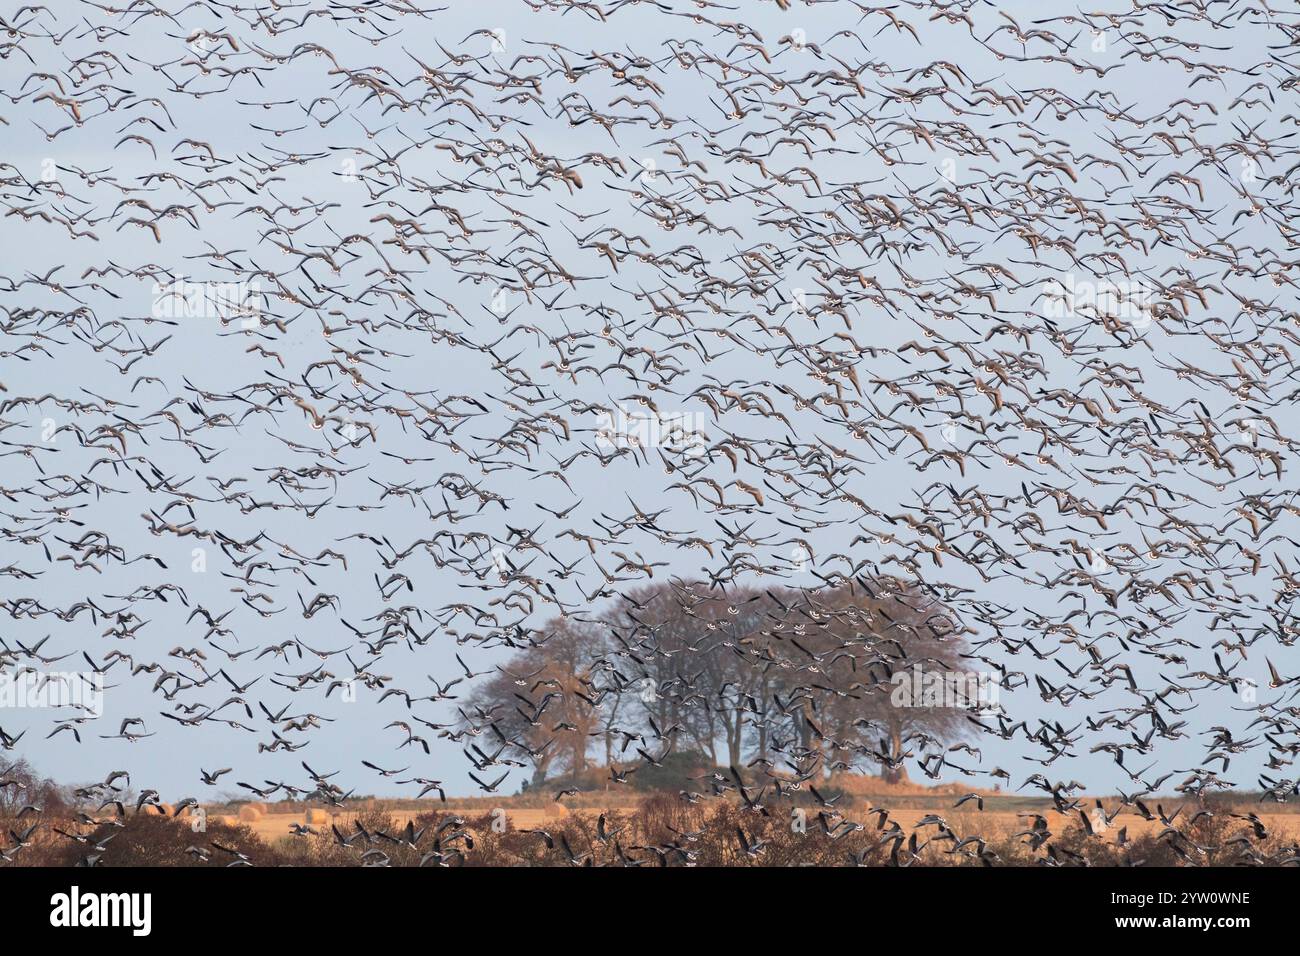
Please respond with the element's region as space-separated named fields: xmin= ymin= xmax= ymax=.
xmin=2 ymin=0 xmax=1300 ymax=866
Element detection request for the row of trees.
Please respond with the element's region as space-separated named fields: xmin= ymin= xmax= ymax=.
xmin=465 ymin=580 xmax=971 ymax=788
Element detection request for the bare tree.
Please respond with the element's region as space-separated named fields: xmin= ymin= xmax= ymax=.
xmin=0 ymin=758 xmax=68 ymax=818
xmin=462 ymin=617 xmax=602 ymax=787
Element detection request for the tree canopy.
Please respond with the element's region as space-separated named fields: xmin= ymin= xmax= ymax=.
xmin=464 ymin=578 xmax=977 ymax=790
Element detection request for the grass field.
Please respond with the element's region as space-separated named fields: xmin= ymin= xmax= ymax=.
xmin=226 ymin=795 xmax=1300 ymax=848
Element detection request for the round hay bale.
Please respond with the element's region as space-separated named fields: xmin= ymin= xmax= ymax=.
xmin=156 ymin=803 xmax=174 ymax=817
xmin=246 ymin=801 xmax=268 ymax=815
xmin=305 ymin=808 xmax=330 ymax=825
xmin=543 ymin=802 xmax=570 ymax=819
xmin=238 ymin=804 xmax=264 ymax=822
xmin=218 ymin=815 xmax=239 ymax=827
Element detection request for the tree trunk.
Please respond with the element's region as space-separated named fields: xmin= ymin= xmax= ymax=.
xmin=727 ymin=710 xmax=744 ymax=768
xmin=571 ymin=738 xmax=587 ymax=775
xmin=530 ymin=751 xmax=554 ymax=788
xmin=879 ymin=724 xmax=907 ymax=783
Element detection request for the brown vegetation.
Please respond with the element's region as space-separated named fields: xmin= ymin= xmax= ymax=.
xmin=11 ymin=788 xmax=1300 ymax=867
